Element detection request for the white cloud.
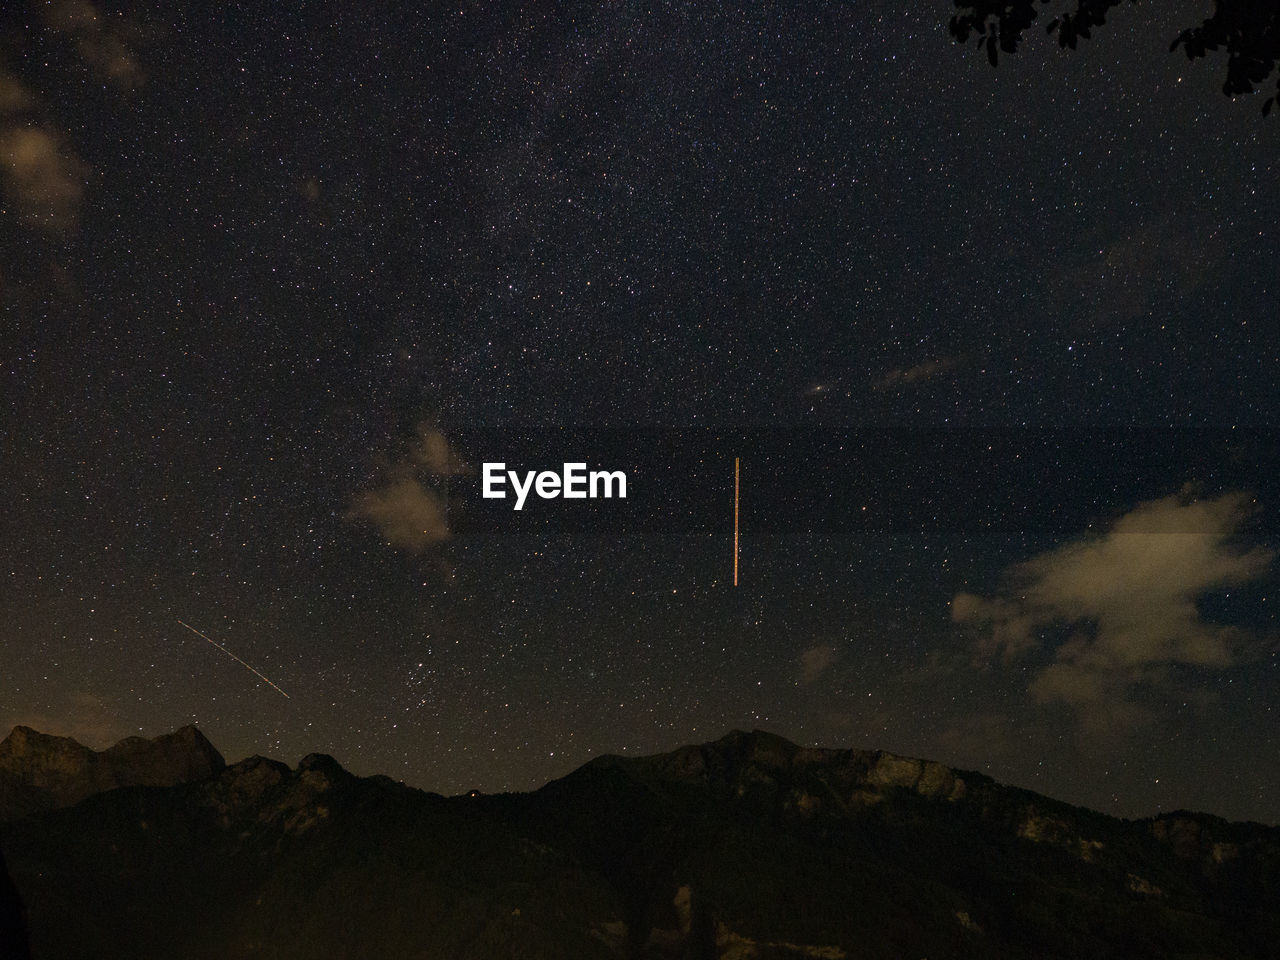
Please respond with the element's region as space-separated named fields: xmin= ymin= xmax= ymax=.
xmin=349 ymin=424 xmax=468 ymax=553
xmin=0 ymin=126 xmax=87 ymax=233
xmin=0 ymin=1 xmax=145 ymax=237
xmin=954 ymin=491 xmax=1273 ymax=719
xmin=41 ymin=0 xmax=144 ymax=90
xmin=408 ymin=424 xmax=470 ymax=476
xmin=350 ymin=475 xmax=450 ymax=553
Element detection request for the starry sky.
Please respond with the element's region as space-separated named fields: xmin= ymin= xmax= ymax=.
xmin=2 ymin=1 xmax=1278 ymax=823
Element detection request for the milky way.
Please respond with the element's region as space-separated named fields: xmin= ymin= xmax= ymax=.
xmin=2 ymin=1 xmax=1277 ymax=822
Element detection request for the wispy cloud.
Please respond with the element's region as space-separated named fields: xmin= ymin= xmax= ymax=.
xmin=871 ymin=355 xmax=966 ymax=392
xmin=40 ymin=0 xmax=144 ymax=90
xmin=797 ymin=644 xmax=837 ymax=686
xmin=1048 ymin=217 xmax=1222 ymax=327
xmin=954 ymin=491 xmax=1274 ymax=728
xmin=0 ymin=73 xmax=33 ymax=114
xmin=0 ymin=125 xmax=87 ymax=233
xmin=0 ymin=1 xmax=143 ymax=236
xmin=349 ymin=425 xmax=469 ymax=553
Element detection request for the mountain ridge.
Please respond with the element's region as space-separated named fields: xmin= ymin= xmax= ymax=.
xmin=0 ymin=723 xmax=224 ymax=822
xmin=1 ymin=725 xmax=1277 ymax=959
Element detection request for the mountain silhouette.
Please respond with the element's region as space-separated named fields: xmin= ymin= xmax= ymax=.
xmin=0 ymin=724 xmax=224 ymax=821
xmin=0 ymin=726 xmax=1276 ymax=959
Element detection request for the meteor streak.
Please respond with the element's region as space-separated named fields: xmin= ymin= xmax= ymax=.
xmin=177 ymin=620 xmax=291 ymax=699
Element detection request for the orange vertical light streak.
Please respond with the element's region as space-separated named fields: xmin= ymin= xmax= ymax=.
xmin=734 ymin=457 xmax=739 ymax=586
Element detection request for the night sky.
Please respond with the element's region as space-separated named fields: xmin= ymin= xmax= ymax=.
xmin=3 ymin=2 xmax=1278 ymax=823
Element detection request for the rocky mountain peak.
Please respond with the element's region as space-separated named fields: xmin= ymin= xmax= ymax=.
xmin=0 ymin=727 xmax=94 ymax=776
xmin=0 ymin=725 xmax=225 ymax=822
xmin=1 ymin=726 xmax=1277 ymax=959
xmin=710 ymin=728 xmax=804 ymax=768
xmin=616 ymin=729 xmax=971 ymax=811
xmin=296 ymin=752 xmax=345 ymax=777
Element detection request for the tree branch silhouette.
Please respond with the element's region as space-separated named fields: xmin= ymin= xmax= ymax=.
xmin=950 ymin=1 xmax=1280 ymax=115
